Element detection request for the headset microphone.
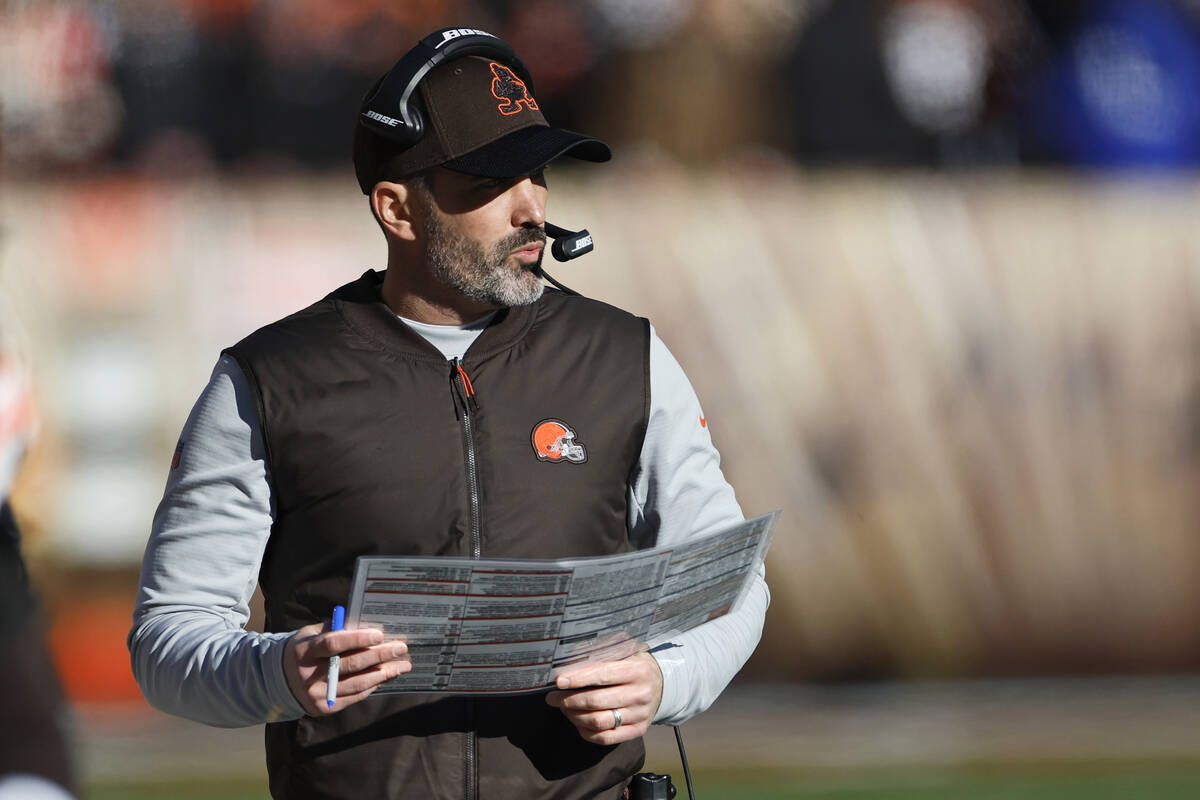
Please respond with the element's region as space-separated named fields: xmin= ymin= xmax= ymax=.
xmin=543 ymin=222 xmax=594 ymax=262
xmin=538 ymin=222 xmax=594 ymax=296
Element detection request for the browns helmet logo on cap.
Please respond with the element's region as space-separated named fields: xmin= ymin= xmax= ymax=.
xmin=531 ymin=419 xmax=587 ymax=463
xmin=490 ymin=62 xmax=539 ymax=116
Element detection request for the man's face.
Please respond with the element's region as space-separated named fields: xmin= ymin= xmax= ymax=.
xmin=414 ymin=168 xmax=549 ymax=310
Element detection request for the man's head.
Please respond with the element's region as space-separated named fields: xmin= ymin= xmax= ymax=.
xmin=353 ymin=29 xmax=610 ymax=193
xmin=354 ymin=29 xmax=610 ymax=320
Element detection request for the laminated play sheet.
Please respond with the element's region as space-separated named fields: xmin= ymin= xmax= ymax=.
xmin=345 ymin=510 xmax=778 ymax=695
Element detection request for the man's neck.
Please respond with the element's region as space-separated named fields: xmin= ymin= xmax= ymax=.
xmin=380 ymin=265 xmax=497 ymax=325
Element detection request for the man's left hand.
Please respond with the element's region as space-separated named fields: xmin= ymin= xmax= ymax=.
xmin=544 ymin=651 xmax=663 ymax=745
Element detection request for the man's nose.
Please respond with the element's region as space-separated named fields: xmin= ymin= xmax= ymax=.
xmin=511 ymin=177 xmax=547 ymax=228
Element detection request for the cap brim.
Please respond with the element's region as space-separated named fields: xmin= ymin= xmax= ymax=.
xmin=442 ymin=125 xmax=611 ymax=178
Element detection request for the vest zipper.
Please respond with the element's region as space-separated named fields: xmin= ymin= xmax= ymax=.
xmin=450 ymin=357 xmax=480 ymax=800
xmin=450 ymin=358 xmax=482 ymax=558
xmin=465 ymin=700 xmax=477 ymax=800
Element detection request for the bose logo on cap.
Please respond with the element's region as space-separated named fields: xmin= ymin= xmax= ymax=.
xmin=364 ymin=110 xmax=400 ymax=127
xmin=438 ymin=28 xmax=497 ymax=48
xmin=569 ymin=235 xmax=593 ymax=253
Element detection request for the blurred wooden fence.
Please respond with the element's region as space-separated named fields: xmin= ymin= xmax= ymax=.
xmin=565 ymin=163 xmax=1200 ymax=679
xmin=6 ymin=164 xmax=1200 ymax=683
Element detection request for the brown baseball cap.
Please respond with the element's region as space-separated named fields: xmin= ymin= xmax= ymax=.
xmin=354 ymin=55 xmax=610 ymax=192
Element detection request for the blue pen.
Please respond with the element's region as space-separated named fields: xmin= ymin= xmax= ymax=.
xmin=326 ymin=605 xmax=346 ymax=709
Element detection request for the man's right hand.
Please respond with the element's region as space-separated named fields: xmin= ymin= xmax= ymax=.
xmin=282 ymin=622 xmax=411 ymax=716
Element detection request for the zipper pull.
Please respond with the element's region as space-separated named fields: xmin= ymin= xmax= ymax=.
xmin=450 ymin=357 xmax=480 ymax=414
xmin=449 ymin=358 xmax=467 ymax=419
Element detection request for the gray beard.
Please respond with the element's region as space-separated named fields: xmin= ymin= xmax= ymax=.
xmin=423 ymin=207 xmax=546 ymax=308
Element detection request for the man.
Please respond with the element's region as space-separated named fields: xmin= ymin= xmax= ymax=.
xmin=130 ymin=28 xmax=769 ymax=800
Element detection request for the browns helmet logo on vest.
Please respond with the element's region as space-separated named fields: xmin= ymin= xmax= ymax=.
xmin=489 ymin=62 xmax=539 ymax=116
xmin=531 ymin=419 xmax=587 ymax=463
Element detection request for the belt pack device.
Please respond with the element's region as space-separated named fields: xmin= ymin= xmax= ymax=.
xmin=626 ymin=723 xmax=695 ymax=799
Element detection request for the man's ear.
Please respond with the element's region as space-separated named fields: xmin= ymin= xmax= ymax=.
xmin=370 ymin=181 xmax=417 ymax=241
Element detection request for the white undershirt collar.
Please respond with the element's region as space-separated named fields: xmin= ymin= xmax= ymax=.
xmin=398 ymin=312 xmax=497 ymax=361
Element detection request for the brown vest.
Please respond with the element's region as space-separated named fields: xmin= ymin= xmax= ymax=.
xmin=225 ymin=271 xmax=651 ymax=800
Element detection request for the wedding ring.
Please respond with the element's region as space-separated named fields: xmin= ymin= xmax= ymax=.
xmin=611 ymin=708 xmax=623 ymax=729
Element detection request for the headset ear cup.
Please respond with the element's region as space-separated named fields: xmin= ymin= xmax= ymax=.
xmin=360 ymin=113 xmax=421 ymax=147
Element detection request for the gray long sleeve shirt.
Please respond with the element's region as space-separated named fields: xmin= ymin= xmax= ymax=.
xmin=129 ymin=319 xmax=769 ymax=728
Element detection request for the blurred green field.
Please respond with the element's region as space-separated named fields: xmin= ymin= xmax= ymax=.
xmin=74 ymin=680 xmax=1200 ymax=800
xmin=83 ymin=764 xmax=1200 ymax=799
xmin=703 ymin=766 xmax=1200 ymax=799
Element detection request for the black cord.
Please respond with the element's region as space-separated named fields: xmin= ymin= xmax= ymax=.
xmin=539 ymin=269 xmax=579 ymax=296
xmin=673 ymin=725 xmax=695 ymax=800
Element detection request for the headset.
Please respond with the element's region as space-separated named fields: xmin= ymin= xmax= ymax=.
xmin=360 ymin=27 xmax=596 ymax=292
xmin=360 ymin=27 xmax=534 ymax=147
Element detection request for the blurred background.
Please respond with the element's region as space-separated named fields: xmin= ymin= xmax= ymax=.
xmin=6 ymin=0 xmax=1200 ymax=797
